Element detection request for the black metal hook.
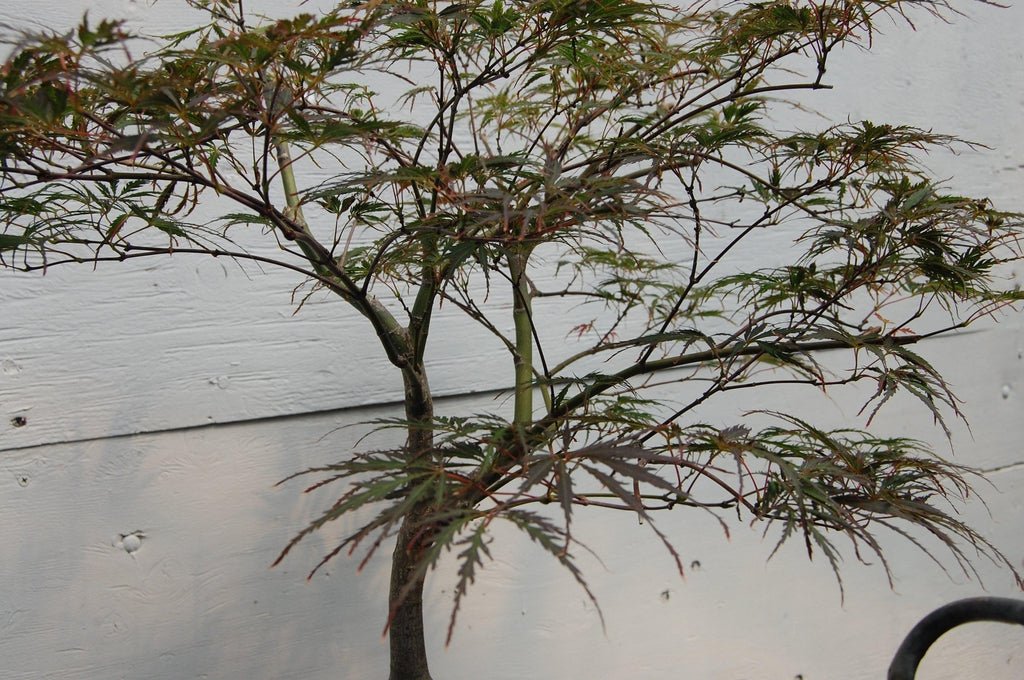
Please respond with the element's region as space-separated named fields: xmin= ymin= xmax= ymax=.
xmin=888 ymin=597 xmax=1024 ymax=680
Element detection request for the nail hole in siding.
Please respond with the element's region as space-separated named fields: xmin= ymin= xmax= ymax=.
xmin=120 ymin=531 xmax=144 ymax=554
xmin=10 ymin=416 xmax=27 ymax=428
xmin=207 ymin=375 xmax=230 ymax=390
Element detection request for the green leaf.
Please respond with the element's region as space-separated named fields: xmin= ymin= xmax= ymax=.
xmin=0 ymin=233 xmax=34 ymax=251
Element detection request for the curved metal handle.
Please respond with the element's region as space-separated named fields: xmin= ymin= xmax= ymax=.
xmin=888 ymin=597 xmax=1024 ymax=680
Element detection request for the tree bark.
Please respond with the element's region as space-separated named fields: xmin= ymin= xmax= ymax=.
xmin=388 ymin=365 xmax=435 ymax=680
xmin=388 ymin=511 xmax=434 ymax=680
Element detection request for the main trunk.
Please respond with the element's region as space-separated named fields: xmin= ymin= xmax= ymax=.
xmin=388 ymin=509 xmax=434 ymax=680
xmin=388 ymin=366 xmax=435 ymax=680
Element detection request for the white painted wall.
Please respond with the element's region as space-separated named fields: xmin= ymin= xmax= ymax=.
xmin=1 ymin=2 xmax=1023 ymax=678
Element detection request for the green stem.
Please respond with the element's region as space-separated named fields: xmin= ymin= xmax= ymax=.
xmin=263 ymin=74 xmax=335 ymax=279
xmin=508 ymin=247 xmax=534 ymax=428
xmin=270 ymin=129 xmax=413 ymax=368
xmin=409 ymin=236 xmax=438 ymax=365
xmin=272 ymin=138 xmax=310 ymax=236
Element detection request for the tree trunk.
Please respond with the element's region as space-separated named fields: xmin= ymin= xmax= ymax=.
xmin=388 ymin=511 xmax=434 ymax=680
xmin=389 ymin=365 xmax=435 ymax=680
